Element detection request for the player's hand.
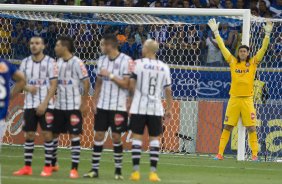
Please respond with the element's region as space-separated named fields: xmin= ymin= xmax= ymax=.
xmin=36 ymin=102 xmax=48 ymax=116
xmin=25 ymin=86 xmax=38 ymax=95
xmin=207 ymin=18 xmax=220 ymax=35
xmin=263 ymin=21 xmax=273 ymax=36
xmin=99 ymin=69 xmax=110 ymax=78
xmin=80 ymin=104 xmax=88 ymax=116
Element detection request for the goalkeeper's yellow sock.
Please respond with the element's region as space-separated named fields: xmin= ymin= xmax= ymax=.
xmin=249 ymin=131 xmax=258 ymax=156
xmin=218 ymin=129 xmax=231 ymax=155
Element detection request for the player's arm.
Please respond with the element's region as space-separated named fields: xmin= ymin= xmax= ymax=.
xmin=207 ymin=19 xmax=234 ymax=63
xmin=99 ymin=57 xmax=131 ymax=89
xmin=163 ymin=66 xmax=173 ymax=120
xmin=93 ymin=76 xmax=102 ymax=114
xmin=10 ymin=71 xmax=26 ymax=100
xmin=253 ymin=22 xmax=273 ymax=64
xmin=36 ymin=61 xmax=58 ymax=116
xmin=80 ymin=77 xmax=90 ymax=115
xmin=76 ymin=60 xmax=90 ymax=115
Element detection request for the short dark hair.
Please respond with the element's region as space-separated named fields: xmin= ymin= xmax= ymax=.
xmin=237 ymin=45 xmax=250 ymax=63
xmin=57 ymin=36 xmax=75 ymax=53
xmin=102 ymin=33 xmax=118 ymax=48
xmin=30 ymin=36 xmax=45 ymax=44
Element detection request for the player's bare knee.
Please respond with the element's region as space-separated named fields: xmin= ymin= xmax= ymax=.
xmin=42 ymin=131 xmax=53 ymax=142
xmin=112 ymin=133 xmax=121 ymax=143
xmin=25 ymin=132 xmax=35 ymax=140
xmin=224 ymin=125 xmax=234 ymax=131
xmin=94 ymin=132 xmax=105 ymax=142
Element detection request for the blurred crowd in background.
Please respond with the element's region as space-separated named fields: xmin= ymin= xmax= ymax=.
xmin=0 ymin=0 xmax=281 ymax=67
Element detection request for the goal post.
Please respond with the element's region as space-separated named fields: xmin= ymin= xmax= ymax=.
xmin=1 ymin=5 xmax=281 ymax=161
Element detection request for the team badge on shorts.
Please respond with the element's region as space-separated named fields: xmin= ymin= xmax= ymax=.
xmin=224 ymin=116 xmax=229 ymax=122
xmin=45 ymin=112 xmax=54 ymax=124
xmin=70 ymin=114 xmax=80 ymax=126
xmin=114 ymin=114 xmax=124 ymax=126
xmin=251 ymin=113 xmax=256 ymax=120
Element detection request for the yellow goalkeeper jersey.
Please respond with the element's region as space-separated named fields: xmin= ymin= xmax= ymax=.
xmin=215 ymin=35 xmax=270 ymax=97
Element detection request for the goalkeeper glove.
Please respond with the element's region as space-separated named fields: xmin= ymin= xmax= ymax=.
xmin=263 ymin=21 xmax=273 ymax=36
xmin=208 ymin=18 xmax=220 ymax=36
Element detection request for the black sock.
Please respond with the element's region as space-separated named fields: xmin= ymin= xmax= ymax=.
xmin=113 ymin=142 xmax=123 ymax=175
xmin=52 ymin=138 xmax=58 ymax=166
xmin=71 ymin=137 xmax=81 ymax=170
xmin=24 ymin=140 xmax=34 ymax=166
xmin=132 ymin=139 xmax=142 ymax=171
xmin=149 ymin=140 xmax=160 ymax=172
xmin=44 ymin=140 xmax=53 ymax=166
xmin=92 ymin=141 xmax=104 ymax=173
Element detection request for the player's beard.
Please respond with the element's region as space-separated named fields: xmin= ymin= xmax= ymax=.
xmin=32 ymin=50 xmax=43 ymax=57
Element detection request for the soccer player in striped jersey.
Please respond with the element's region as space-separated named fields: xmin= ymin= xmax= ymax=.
xmin=13 ymin=36 xmax=58 ymax=177
xmin=0 ymin=59 xmax=25 ymax=145
xmin=83 ymin=34 xmax=131 ymax=180
xmin=52 ymin=36 xmax=90 ymax=179
xmin=129 ymin=39 xmax=173 ymax=182
xmin=207 ymin=19 xmax=273 ymax=161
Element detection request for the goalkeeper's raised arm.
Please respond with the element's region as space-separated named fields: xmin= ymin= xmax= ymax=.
xmin=207 ymin=19 xmax=273 ymax=64
xmin=207 ymin=18 xmax=234 ymax=63
xmin=253 ymin=21 xmax=273 ymax=63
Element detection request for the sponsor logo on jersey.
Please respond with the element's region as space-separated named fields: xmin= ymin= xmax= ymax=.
xmin=28 ymin=79 xmax=48 ymax=86
xmin=41 ymin=65 xmax=46 ymax=72
xmin=45 ymin=112 xmax=54 ymax=124
xmin=235 ymin=69 xmax=249 ymax=73
xmin=0 ymin=63 xmax=8 ymax=73
xmin=114 ymin=114 xmax=124 ymax=126
xmin=245 ymin=62 xmax=250 ymax=67
xmin=251 ymin=112 xmax=256 ymax=120
xmin=70 ymin=114 xmax=80 ymax=126
xmin=58 ymin=79 xmax=73 ymax=85
xmin=144 ymin=64 xmax=165 ymax=71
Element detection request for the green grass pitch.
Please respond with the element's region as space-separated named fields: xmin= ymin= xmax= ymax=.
xmin=1 ymin=145 xmax=281 ymax=184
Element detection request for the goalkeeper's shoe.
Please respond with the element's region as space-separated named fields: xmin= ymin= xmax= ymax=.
xmin=214 ymin=154 xmax=224 ymax=160
xmin=149 ymin=172 xmax=161 ymax=182
xmin=13 ymin=166 xmax=32 ymax=176
xmin=70 ymin=169 xmax=79 ymax=179
xmin=83 ymin=170 xmax=99 ymax=178
xmin=40 ymin=166 xmax=52 ymax=177
xmin=130 ymin=171 xmax=141 ymax=181
xmin=52 ymin=164 xmax=59 ymax=172
xmin=252 ymin=155 xmax=259 ymax=162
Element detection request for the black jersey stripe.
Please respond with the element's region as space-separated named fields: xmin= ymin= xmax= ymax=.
xmin=115 ymin=54 xmax=125 ymax=111
xmin=137 ymin=59 xmax=144 ymax=114
xmin=30 ymin=58 xmax=35 ymax=108
xmin=101 ymin=56 xmax=109 ymax=109
xmin=71 ymin=59 xmax=76 ymax=110
xmin=64 ymin=61 xmax=69 ymax=110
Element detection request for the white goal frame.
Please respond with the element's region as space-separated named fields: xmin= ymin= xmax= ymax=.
xmin=0 ymin=4 xmax=251 ymax=161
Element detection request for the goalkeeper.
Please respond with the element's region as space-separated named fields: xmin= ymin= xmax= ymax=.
xmin=207 ymin=19 xmax=273 ymax=161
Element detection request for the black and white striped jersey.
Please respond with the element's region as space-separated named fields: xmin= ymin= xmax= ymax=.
xmin=55 ymin=56 xmax=89 ymax=110
xmin=129 ymin=58 xmax=171 ymax=116
xmin=20 ymin=55 xmax=58 ymax=109
xmin=96 ymin=53 xmax=131 ymax=111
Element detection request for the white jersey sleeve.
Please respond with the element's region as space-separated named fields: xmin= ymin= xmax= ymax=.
xmin=75 ymin=60 xmax=88 ymax=80
xmin=48 ymin=59 xmax=58 ymax=80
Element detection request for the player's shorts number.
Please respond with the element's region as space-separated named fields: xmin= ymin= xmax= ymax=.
xmin=0 ymin=76 xmax=7 ymax=100
xmin=149 ymin=77 xmax=157 ymax=96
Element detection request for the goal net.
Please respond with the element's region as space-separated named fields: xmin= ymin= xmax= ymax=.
xmin=1 ymin=6 xmax=281 ymax=161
